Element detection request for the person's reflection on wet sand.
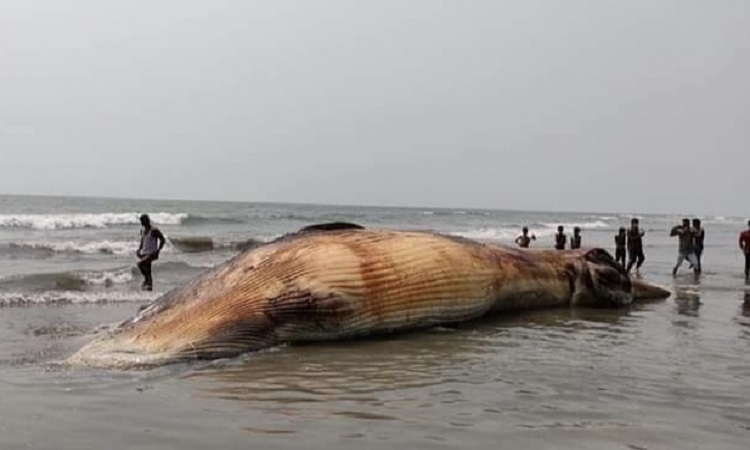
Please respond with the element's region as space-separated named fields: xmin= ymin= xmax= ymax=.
xmin=673 ymin=277 xmax=701 ymax=317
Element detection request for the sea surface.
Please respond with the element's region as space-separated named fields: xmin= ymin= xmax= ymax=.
xmin=0 ymin=194 xmax=748 ymax=450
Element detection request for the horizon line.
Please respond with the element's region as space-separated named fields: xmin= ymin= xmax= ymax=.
xmin=0 ymin=191 xmax=731 ymax=219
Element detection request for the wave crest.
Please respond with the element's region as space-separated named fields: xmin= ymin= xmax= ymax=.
xmin=0 ymin=291 xmax=159 ymax=307
xmin=0 ymin=268 xmax=135 ymax=291
xmin=0 ymin=212 xmax=188 ymax=230
xmin=9 ymin=240 xmax=137 ymax=256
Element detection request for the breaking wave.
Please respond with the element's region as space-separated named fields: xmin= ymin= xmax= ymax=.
xmin=7 ymin=240 xmax=138 ymax=256
xmin=168 ymin=236 xmax=265 ymax=253
xmin=450 ymin=221 xmax=610 ymax=242
xmin=0 ymin=268 xmax=135 ymax=292
xmin=536 ymin=220 xmax=609 ymax=230
xmin=0 ymin=212 xmax=189 ymax=230
xmin=0 ymin=291 xmax=160 ymax=307
xmin=421 ymin=210 xmax=490 ymax=217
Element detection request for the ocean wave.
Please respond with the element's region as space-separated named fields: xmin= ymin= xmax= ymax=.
xmin=536 ymin=220 xmax=610 ymax=230
xmin=451 ymin=227 xmax=558 ymax=242
xmin=182 ymin=215 xmax=246 ymax=226
xmin=0 ymin=291 xmax=160 ymax=307
xmin=450 ymin=220 xmax=609 ymax=242
xmin=8 ymin=240 xmax=138 ymax=256
xmin=2 ymin=235 xmax=264 ymax=257
xmin=78 ymin=268 xmax=134 ymax=286
xmin=0 ymin=212 xmax=188 ymax=230
xmin=421 ymin=210 xmax=490 ymax=217
xmin=583 ymin=215 xmax=617 ymax=221
xmin=0 ymin=260 xmax=213 ymax=292
xmin=168 ymin=236 xmax=265 ymax=253
xmin=0 ymin=267 xmax=135 ymax=291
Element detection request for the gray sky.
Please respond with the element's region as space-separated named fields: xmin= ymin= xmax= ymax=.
xmin=1 ymin=0 xmax=748 ymax=215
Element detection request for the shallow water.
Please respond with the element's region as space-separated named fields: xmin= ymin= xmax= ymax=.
xmin=2 ymin=280 xmax=749 ymax=449
xmin=1 ymin=196 xmax=749 ymax=449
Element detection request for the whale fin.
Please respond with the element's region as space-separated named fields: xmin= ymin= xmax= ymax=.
xmin=299 ymin=222 xmax=365 ymax=233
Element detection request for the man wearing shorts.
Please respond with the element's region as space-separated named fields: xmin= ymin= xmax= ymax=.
xmin=671 ymin=218 xmax=699 ymax=276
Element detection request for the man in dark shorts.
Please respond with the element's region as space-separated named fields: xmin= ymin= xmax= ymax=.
xmin=136 ymin=214 xmax=166 ymax=291
xmin=554 ymin=225 xmax=567 ymax=250
xmin=739 ymin=220 xmax=750 ymax=280
xmin=571 ymin=226 xmax=582 ymax=249
xmin=671 ymin=218 xmax=699 ymax=276
xmin=614 ymin=227 xmax=627 ymax=268
xmin=514 ymin=226 xmax=536 ymax=248
xmin=691 ymin=218 xmax=705 ymax=270
xmin=626 ymin=218 xmax=645 ymax=274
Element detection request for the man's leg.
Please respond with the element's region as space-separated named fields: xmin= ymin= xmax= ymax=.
xmin=745 ymin=253 xmax=750 ymax=279
xmin=137 ymin=259 xmax=148 ymax=287
xmin=636 ymin=250 xmax=645 ymax=270
xmin=138 ymin=255 xmax=154 ymax=290
xmin=626 ymin=255 xmax=635 ymax=273
xmin=688 ymin=253 xmax=701 ymax=274
xmin=673 ymin=254 xmax=686 ymax=276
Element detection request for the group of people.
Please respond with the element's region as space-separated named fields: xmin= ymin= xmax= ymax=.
xmin=616 ymin=218 xmax=646 ymax=274
xmin=514 ymin=225 xmax=583 ymax=250
xmin=669 ymin=218 xmax=705 ymax=276
xmin=514 ymin=218 xmax=750 ymax=280
xmin=134 ymin=214 xmax=750 ymax=291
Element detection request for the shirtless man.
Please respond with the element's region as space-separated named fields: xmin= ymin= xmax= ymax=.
xmin=514 ymin=227 xmax=536 ymax=248
xmin=554 ymin=225 xmax=567 ymax=250
xmin=570 ymin=227 xmax=582 ymax=249
xmin=671 ymin=218 xmax=699 ymax=276
xmin=626 ymin=218 xmax=646 ymax=274
xmin=692 ymin=218 xmax=705 ymax=269
xmin=614 ymin=227 xmax=627 ymax=268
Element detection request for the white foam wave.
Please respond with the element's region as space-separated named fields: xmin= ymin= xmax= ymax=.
xmin=450 ymin=221 xmax=611 ymax=242
xmin=538 ymin=220 xmax=609 ymax=229
xmin=79 ymin=268 xmax=134 ymax=286
xmin=0 ymin=291 xmax=159 ymax=307
xmin=584 ymin=215 xmax=617 ymax=221
xmin=0 ymin=212 xmax=188 ymax=230
xmin=451 ymin=227 xmax=557 ymax=242
xmin=704 ymin=215 xmax=745 ymax=224
xmin=13 ymin=240 xmax=138 ymax=255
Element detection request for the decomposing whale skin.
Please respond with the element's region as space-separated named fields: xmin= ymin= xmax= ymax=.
xmin=68 ymin=223 xmax=670 ymax=368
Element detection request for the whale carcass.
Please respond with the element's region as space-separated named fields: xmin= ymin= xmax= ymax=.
xmin=68 ymin=223 xmax=670 ymax=368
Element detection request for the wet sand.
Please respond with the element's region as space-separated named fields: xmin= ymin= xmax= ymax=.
xmin=1 ymin=274 xmax=749 ymax=450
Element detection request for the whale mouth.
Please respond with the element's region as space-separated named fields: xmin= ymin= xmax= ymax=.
xmin=578 ymin=248 xmax=670 ymax=305
xmin=577 ymin=248 xmax=634 ymax=307
xmin=631 ymin=278 xmax=671 ymax=300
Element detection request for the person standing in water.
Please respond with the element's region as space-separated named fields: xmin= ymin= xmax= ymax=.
xmin=671 ymin=218 xmax=699 ymax=276
xmin=514 ymin=227 xmax=536 ymax=248
xmin=626 ymin=218 xmax=646 ymax=274
xmin=614 ymin=227 xmax=627 ymax=268
xmin=739 ymin=220 xmax=750 ymax=280
xmin=136 ymin=213 xmax=166 ymax=291
xmin=570 ymin=227 xmax=582 ymax=249
xmin=691 ymin=218 xmax=705 ymax=270
xmin=554 ymin=225 xmax=567 ymax=250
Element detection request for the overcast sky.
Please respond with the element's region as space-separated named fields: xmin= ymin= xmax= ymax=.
xmin=1 ymin=1 xmax=748 ymax=215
